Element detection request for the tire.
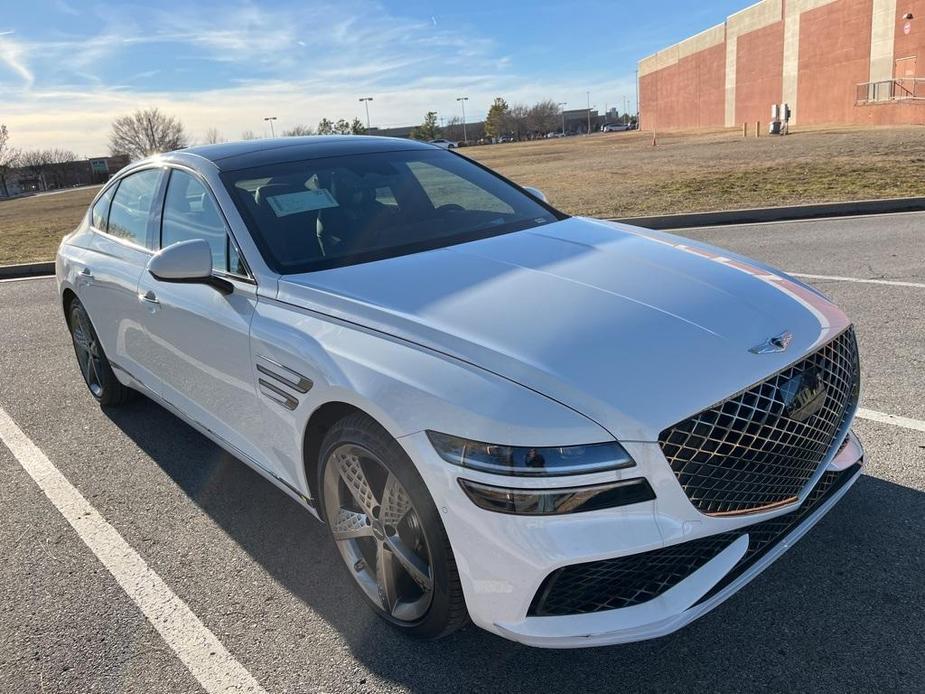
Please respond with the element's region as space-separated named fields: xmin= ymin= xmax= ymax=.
xmin=67 ymin=297 xmax=134 ymax=406
xmin=318 ymin=412 xmax=468 ymax=639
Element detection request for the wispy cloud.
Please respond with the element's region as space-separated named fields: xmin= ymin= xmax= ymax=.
xmin=0 ymin=0 xmax=636 ymax=153
xmin=0 ymin=32 xmax=33 ymax=85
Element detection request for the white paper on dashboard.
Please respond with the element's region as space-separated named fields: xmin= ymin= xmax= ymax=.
xmin=266 ymin=189 xmax=339 ymax=217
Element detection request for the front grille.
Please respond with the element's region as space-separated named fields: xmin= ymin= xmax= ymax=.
xmin=658 ymin=328 xmax=860 ymax=515
xmin=529 ymin=463 xmax=860 ymax=617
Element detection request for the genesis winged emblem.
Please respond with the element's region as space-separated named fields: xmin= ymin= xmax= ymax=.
xmin=749 ymin=330 xmax=793 ymax=354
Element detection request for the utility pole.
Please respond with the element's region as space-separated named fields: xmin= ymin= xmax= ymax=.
xmin=359 ymin=97 xmax=373 ymax=130
xmin=558 ymin=102 xmax=567 ymax=134
xmin=456 ymin=97 xmax=469 ymax=143
xmin=263 ymin=116 xmax=277 ymax=137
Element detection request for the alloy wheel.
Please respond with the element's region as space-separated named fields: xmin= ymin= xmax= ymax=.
xmin=323 ymin=443 xmax=434 ymax=622
xmin=70 ymin=304 xmax=104 ymax=398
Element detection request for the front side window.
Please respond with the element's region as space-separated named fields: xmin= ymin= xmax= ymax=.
xmin=221 ymin=149 xmax=563 ymax=274
xmin=108 ymin=169 xmax=162 ymax=247
xmin=162 ymin=169 xmax=241 ymax=274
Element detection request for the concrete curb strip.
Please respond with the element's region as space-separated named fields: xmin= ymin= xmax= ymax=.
xmin=611 ymin=196 xmax=925 ymax=230
xmin=1 ymin=197 xmax=923 ymax=279
xmin=0 ymin=261 xmax=56 ymax=280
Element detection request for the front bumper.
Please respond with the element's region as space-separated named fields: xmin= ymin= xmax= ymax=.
xmin=399 ymin=429 xmax=864 ymax=648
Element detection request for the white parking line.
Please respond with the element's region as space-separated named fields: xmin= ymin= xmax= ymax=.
xmin=789 ymin=272 xmax=925 ymax=289
xmin=856 ymin=408 xmax=925 ymax=433
xmin=0 ymin=405 xmax=267 ymax=694
xmin=0 ymin=275 xmax=55 ymax=283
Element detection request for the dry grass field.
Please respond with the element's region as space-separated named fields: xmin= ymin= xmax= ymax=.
xmin=464 ymin=125 xmax=925 ymax=219
xmin=0 ymin=186 xmax=100 ymax=265
xmin=2 ymin=125 xmax=924 ymax=264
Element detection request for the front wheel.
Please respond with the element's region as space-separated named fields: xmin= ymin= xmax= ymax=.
xmin=67 ymin=297 xmax=134 ymax=406
xmin=319 ymin=413 xmax=468 ymax=639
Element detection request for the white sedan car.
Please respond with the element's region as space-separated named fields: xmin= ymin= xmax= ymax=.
xmin=57 ymin=136 xmax=863 ymax=647
xmin=427 ymin=138 xmax=458 ymax=149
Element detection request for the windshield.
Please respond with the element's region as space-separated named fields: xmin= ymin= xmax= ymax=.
xmin=220 ymin=148 xmax=564 ymax=274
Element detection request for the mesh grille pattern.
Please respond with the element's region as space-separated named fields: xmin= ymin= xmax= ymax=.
xmin=529 ymin=463 xmax=860 ymax=617
xmin=658 ymin=328 xmax=860 ymax=515
xmin=530 ymin=533 xmax=738 ymax=616
xmin=695 ymin=463 xmax=859 ymax=605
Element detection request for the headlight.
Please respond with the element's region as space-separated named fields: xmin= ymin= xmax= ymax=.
xmin=426 ymin=431 xmax=635 ymax=477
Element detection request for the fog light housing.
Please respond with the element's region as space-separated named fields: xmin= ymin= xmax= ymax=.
xmin=458 ymin=477 xmax=655 ymax=515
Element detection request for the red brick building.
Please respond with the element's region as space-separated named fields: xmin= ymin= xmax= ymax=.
xmin=639 ymin=0 xmax=925 ymax=130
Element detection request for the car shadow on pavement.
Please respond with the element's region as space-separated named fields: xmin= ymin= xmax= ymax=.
xmin=104 ymin=398 xmax=925 ymax=693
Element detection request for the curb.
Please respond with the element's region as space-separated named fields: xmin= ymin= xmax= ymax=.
xmin=0 ymin=261 xmax=56 ymax=280
xmin=611 ymin=196 xmax=925 ymax=230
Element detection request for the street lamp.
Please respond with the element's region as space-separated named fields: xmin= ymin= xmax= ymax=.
xmin=557 ymin=102 xmax=567 ymax=134
xmin=359 ymin=97 xmax=373 ymax=130
xmin=456 ymin=97 xmax=469 ymax=143
xmin=263 ymin=116 xmax=277 ymax=137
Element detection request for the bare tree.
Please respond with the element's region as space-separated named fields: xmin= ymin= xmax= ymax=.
xmin=0 ymin=125 xmax=19 ymax=197
xmin=109 ymin=107 xmax=188 ymax=160
xmin=17 ymin=150 xmax=51 ymax=191
xmin=282 ymin=124 xmax=315 ymax=136
xmin=44 ymin=148 xmax=79 ymax=189
xmin=504 ymin=104 xmax=530 ymax=140
xmin=204 ymin=127 xmax=225 ymax=144
xmin=240 ymin=130 xmax=258 ymax=140
xmin=527 ymin=100 xmax=560 ymax=137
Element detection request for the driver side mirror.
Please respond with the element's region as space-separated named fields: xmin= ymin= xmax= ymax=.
xmin=147 ymin=239 xmax=232 ymax=294
xmin=523 ymin=186 xmax=547 ymax=202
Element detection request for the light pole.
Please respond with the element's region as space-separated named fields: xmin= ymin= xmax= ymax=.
xmin=456 ymin=97 xmax=469 ymax=143
xmin=263 ymin=116 xmax=277 ymax=137
xmin=584 ymin=92 xmax=597 ymax=134
xmin=635 ymin=67 xmax=640 ymax=127
xmin=558 ymin=102 xmax=566 ymax=134
xmin=359 ymin=97 xmax=373 ymax=130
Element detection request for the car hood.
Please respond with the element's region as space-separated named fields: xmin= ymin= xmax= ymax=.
xmin=278 ymin=217 xmax=850 ymax=441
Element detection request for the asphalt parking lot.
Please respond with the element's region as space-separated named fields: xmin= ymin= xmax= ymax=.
xmin=1 ymin=212 xmax=923 ymax=693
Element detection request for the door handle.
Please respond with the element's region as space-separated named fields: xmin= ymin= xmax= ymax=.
xmin=139 ymin=290 xmax=160 ymax=305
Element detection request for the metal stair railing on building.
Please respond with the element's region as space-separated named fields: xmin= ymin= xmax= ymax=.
xmin=856 ymin=78 xmax=925 ymax=104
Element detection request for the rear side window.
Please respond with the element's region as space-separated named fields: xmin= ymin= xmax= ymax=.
xmin=161 ymin=170 xmax=232 ymax=272
xmin=91 ymin=185 xmax=116 ymax=231
xmin=108 ymin=169 xmax=162 ymax=247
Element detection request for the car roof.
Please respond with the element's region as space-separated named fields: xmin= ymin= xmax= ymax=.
xmin=179 ymin=135 xmax=437 ymax=172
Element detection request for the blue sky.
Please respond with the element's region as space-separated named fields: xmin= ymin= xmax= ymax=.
xmin=0 ymin=0 xmax=746 ymax=154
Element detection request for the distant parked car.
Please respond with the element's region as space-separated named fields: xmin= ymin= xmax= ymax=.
xmin=545 ymin=131 xmax=565 ymax=139
xmin=428 ymin=139 xmax=458 ymax=149
xmin=498 ymin=136 xmax=514 ymax=143
xmin=601 ymin=123 xmax=631 ymax=132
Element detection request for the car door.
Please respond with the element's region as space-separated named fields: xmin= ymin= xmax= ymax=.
xmin=77 ymin=167 xmax=166 ymax=392
xmin=136 ymin=167 xmax=270 ymax=470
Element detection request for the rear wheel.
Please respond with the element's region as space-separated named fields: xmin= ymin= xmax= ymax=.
xmin=319 ymin=413 xmax=468 ymax=639
xmin=67 ymin=298 xmax=134 ymax=406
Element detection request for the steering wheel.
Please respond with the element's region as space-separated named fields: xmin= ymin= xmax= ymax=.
xmin=435 ymin=204 xmax=465 ymax=215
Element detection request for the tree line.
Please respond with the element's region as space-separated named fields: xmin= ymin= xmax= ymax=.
xmin=0 ymin=125 xmax=80 ymax=195
xmin=0 ymin=95 xmax=634 ymax=191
